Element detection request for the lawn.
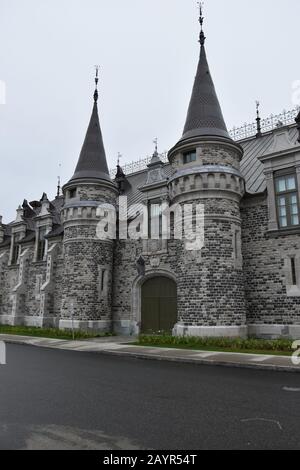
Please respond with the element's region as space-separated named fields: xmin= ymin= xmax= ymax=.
xmin=0 ymin=325 xmax=113 ymax=341
xmin=136 ymin=334 xmax=296 ymax=357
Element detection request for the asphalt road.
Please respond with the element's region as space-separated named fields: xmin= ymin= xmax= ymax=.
xmin=0 ymin=343 xmax=300 ymax=450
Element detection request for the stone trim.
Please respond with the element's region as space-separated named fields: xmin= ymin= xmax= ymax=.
xmin=173 ymin=324 xmax=248 ymax=338
xmin=282 ymin=251 xmax=300 ymax=297
xmin=248 ymin=324 xmax=300 ymax=340
xmin=11 ymin=248 xmax=30 ymax=325
xmin=24 ymin=316 xmax=57 ymax=328
xmin=59 ymin=319 xmax=112 ymax=332
xmin=39 ymin=243 xmax=59 ymax=325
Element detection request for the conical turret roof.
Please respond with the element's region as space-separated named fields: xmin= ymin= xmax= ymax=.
xmin=69 ymin=101 xmax=111 ymax=183
xmin=179 ymin=10 xmax=231 ymax=142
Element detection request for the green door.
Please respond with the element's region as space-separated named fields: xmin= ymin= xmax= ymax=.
xmin=141 ymin=277 xmax=177 ymax=334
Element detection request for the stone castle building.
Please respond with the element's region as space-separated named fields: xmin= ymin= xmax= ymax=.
xmin=1 ymin=14 xmax=300 ymax=339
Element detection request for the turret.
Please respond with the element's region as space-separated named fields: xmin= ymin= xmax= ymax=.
xmin=169 ymin=7 xmax=247 ymax=338
xmin=60 ymin=68 xmax=118 ymax=332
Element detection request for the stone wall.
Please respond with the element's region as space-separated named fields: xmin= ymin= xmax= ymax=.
xmin=242 ymin=194 xmax=300 ymax=338
xmin=112 ymin=238 xmax=179 ymax=335
xmin=0 ymin=240 xmax=63 ymax=327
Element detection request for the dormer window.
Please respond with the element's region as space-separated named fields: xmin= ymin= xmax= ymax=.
xmin=275 ymin=171 xmax=299 ymax=228
xmin=183 ymin=151 xmax=196 ymax=165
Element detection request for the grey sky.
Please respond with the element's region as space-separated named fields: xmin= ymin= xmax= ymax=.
xmin=0 ymin=0 xmax=299 ymax=222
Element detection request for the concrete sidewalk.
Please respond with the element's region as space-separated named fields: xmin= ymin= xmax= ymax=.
xmin=0 ymin=333 xmax=299 ymax=373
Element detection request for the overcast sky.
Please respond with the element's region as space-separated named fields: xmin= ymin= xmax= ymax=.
xmin=0 ymin=0 xmax=299 ymax=222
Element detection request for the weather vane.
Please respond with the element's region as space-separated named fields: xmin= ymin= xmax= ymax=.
xmin=256 ymin=100 xmax=260 ymax=117
xmin=198 ymin=2 xmax=204 ymax=30
xmin=57 ymin=163 xmax=62 ymax=197
xmin=256 ymin=101 xmax=262 ymax=137
xmin=197 ymin=1 xmax=206 ymax=45
xmin=153 ymin=138 xmax=158 ymax=154
xmin=94 ymin=65 xmax=100 ymax=102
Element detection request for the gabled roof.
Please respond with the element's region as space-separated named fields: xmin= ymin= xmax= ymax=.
xmin=240 ymin=125 xmax=299 ymax=194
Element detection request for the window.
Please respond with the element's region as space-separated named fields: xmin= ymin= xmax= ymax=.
xmin=183 ymin=151 xmax=196 ymax=165
xmin=69 ymin=188 xmax=77 ymax=199
xmin=148 ymin=200 xmax=162 ymax=239
xmin=275 ymin=172 xmax=300 ymax=228
xmin=37 ymin=227 xmax=47 ymax=261
xmin=101 ymin=269 xmax=106 ymax=292
xmin=11 ymin=234 xmax=20 ymax=265
xmin=291 ymin=258 xmax=297 ymax=286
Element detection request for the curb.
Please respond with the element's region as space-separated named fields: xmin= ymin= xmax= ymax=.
xmin=1 ymin=335 xmax=300 ymax=373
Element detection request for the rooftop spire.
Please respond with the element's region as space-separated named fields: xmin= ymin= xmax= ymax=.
xmin=67 ymin=68 xmax=111 ymax=184
xmin=94 ymin=65 xmax=99 ymax=102
xmin=179 ymin=4 xmax=231 ymax=142
xmin=198 ymin=2 xmax=206 ymax=46
xmin=153 ymin=137 xmax=158 ymax=155
xmin=57 ymin=163 xmax=61 ymax=198
xmin=256 ymin=101 xmax=262 ymax=138
xmin=117 ymin=152 xmax=122 ymax=166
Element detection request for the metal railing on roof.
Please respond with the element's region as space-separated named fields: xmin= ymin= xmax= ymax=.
xmin=110 ymin=152 xmax=168 ymax=178
xmin=229 ymin=107 xmax=299 ymax=141
xmin=110 ymin=107 xmax=299 ymax=177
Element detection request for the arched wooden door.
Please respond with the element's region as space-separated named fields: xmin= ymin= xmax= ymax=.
xmin=141 ymin=277 xmax=177 ymax=334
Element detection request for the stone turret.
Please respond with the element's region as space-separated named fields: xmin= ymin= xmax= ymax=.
xmin=60 ymin=70 xmax=118 ymax=332
xmin=169 ymin=9 xmax=247 ymax=338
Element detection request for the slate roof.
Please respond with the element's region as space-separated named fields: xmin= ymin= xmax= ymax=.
xmin=1 ymin=125 xmax=298 ymax=248
xmin=240 ymin=124 xmax=299 ymax=194
xmin=0 ymin=196 xmax=65 ymax=247
xmin=67 ymin=102 xmax=112 ymax=184
xmin=124 ymin=123 xmax=299 ymax=206
xmin=180 ymin=44 xmax=231 ymax=142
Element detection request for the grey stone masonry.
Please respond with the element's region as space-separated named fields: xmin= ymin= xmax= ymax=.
xmin=242 ymin=193 xmax=300 ymax=338
xmin=168 ymin=137 xmax=247 ymax=338
xmin=60 ymin=180 xmax=118 ymax=332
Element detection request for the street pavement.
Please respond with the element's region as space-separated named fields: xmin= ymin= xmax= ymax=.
xmin=0 ymin=333 xmax=299 ymax=372
xmin=0 ymin=343 xmax=300 ymax=450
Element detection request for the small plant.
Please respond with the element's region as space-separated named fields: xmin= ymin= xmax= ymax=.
xmin=0 ymin=325 xmax=113 ymax=340
xmin=137 ymin=334 xmax=294 ymax=355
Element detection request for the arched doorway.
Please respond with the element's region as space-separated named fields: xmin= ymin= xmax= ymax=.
xmin=141 ymin=276 xmax=177 ymax=334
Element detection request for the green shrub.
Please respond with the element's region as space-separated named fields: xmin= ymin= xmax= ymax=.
xmin=0 ymin=325 xmax=113 ymax=340
xmin=138 ymin=334 xmax=293 ymax=352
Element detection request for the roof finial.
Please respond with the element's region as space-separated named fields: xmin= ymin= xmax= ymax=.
xmin=57 ymin=163 xmax=62 ymax=197
xmin=94 ymin=65 xmax=100 ymax=103
xmin=198 ymin=1 xmax=206 ymax=46
xmin=153 ymin=137 xmax=158 ymax=155
xmin=117 ymin=152 xmax=122 ymax=167
xmin=256 ymin=100 xmax=262 ymax=138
